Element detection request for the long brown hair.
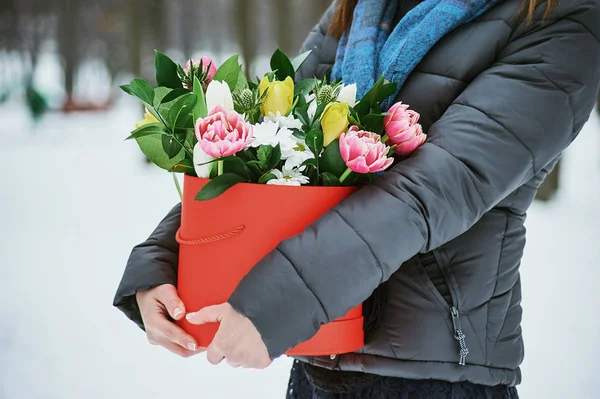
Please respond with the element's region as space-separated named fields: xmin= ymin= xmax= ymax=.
xmin=329 ymin=0 xmax=558 ymax=38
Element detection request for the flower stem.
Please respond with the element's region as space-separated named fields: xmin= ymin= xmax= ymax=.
xmin=217 ymin=160 xmax=224 ymax=176
xmin=381 ymin=134 xmax=389 ymax=143
xmin=339 ymin=167 xmax=353 ymax=184
xmin=172 ymin=172 xmax=183 ymax=201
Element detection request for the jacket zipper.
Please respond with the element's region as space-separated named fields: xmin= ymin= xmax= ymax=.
xmin=434 ymin=255 xmax=470 ymax=366
xmin=450 ymin=306 xmax=469 ymax=366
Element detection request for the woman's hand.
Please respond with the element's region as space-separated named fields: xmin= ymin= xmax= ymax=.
xmin=186 ymin=303 xmax=272 ymax=369
xmin=136 ymin=284 xmax=202 ymax=358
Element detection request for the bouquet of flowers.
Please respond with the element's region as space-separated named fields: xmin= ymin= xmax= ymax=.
xmin=122 ymin=49 xmax=425 ymax=356
xmin=122 ymin=49 xmax=425 ymax=199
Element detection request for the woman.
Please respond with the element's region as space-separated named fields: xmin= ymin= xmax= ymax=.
xmin=114 ymin=0 xmax=600 ymax=397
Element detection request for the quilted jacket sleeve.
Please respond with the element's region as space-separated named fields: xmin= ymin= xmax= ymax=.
xmin=113 ymin=204 xmax=181 ymax=329
xmin=228 ymin=2 xmax=600 ymax=358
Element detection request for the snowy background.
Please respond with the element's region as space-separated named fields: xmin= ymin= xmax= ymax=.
xmin=1 ymin=93 xmax=599 ymax=398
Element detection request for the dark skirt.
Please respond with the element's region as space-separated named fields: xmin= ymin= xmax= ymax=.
xmin=286 ymin=360 xmax=519 ymax=399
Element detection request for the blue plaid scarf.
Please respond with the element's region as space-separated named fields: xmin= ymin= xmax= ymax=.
xmin=331 ymin=0 xmax=500 ymax=108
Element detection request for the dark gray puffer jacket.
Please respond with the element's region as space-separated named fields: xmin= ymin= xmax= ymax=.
xmin=114 ymin=0 xmax=600 ymax=387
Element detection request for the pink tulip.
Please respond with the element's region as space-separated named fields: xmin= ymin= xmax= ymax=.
xmin=384 ymin=102 xmax=426 ymax=156
xmin=339 ymin=126 xmax=394 ymax=174
xmin=185 ymin=56 xmax=218 ymax=82
xmin=195 ymin=105 xmax=253 ymax=158
xmin=393 ymin=123 xmax=427 ymax=156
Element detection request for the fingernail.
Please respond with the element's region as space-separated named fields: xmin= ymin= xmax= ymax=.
xmin=174 ymin=308 xmax=183 ymax=318
xmin=185 ymin=312 xmax=195 ymax=320
xmin=187 ymin=343 xmax=196 ymax=351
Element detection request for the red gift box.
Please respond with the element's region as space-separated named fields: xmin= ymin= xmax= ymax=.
xmin=175 ymin=174 xmax=364 ymax=356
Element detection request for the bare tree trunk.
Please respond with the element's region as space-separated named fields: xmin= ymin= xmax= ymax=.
xmin=181 ymin=0 xmax=199 ymax=58
xmin=275 ymin=0 xmax=292 ymax=54
xmin=127 ymin=0 xmax=142 ymax=77
xmin=58 ymin=0 xmax=79 ymax=99
xmin=236 ymin=0 xmax=256 ymax=76
xmin=147 ymin=0 xmax=166 ymax=53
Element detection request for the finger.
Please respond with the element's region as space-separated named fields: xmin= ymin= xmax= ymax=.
xmin=226 ymin=359 xmax=241 ymax=368
xmin=154 ymin=317 xmax=200 ymax=352
xmin=239 ymin=355 xmax=272 ymax=370
xmin=206 ymin=344 xmax=225 ymax=365
xmin=253 ymin=358 xmax=273 ymax=370
xmin=186 ymin=303 xmax=227 ymax=325
xmin=160 ymin=340 xmax=198 ymax=358
xmin=155 ymin=285 xmax=186 ymax=320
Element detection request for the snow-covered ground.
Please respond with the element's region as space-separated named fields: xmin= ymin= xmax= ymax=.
xmin=0 ymin=97 xmax=599 ymax=399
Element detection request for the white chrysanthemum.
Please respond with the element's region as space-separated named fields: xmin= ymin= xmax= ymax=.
xmin=250 ymin=121 xmax=297 ymax=159
xmin=277 ymin=127 xmax=298 ymax=159
xmin=266 ymin=167 xmax=310 ymax=186
xmin=264 ymin=111 xmax=303 ymax=130
xmin=250 ymin=120 xmax=279 ymax=147
xmin=284 ymin=136 xmax=314 ymax=170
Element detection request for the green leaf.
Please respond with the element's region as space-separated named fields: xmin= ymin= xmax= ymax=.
xmin=212 ymin=55 xmax=243 ymax=92
xmin=235 ymin=69 xmax=248 ymax=92
xmin=155 ymin=51 xmax=183 ymax=89
xmin=192 ymin=76 xmax=208 ymax=122
xmin=301 ymin=158 xmax=319 ymax=169
xmin=305 ymin=129 xmax=324 ymax=156
xmin=320 ymin=139 xmax=347 ymax=176
xmin=258 ymin=172 xmax=277 ymax=184
xmin=312 ymin=102 xmax=328 ymax=125
xmin=355 ymin=76 xmax=399 ymax=117
xmin=294 ymin=78 xmax=317 ymax=98
xmin=125 ymin=123 xmax=168 ymax=140
xmin=246 ymin=160 xmax=261 ymax=167
xmin=171 ymin=158 xmax=196 ymax=175
xmin=182 ymin=127 xmax=197 ymax=149
xmin=293 ymin=129 xmax=307 ymax=140
xmin=246 ymin=160 xmax=262 ymax=177
xmin=378 ymin=82 xmax=398 ymax=104
xmin=322 ymin=172 xmax=341 ymax=186
xmin=270 ymin=49 xmax=295 ymax=81
xmin=355 ymin=76 xmax=384 ymax=117
xmin=222 ymin=156 xmax=250 ymax=178
xmin=160 ymin=88 xmax=189 ymax=105
xmin=153 ymin=87 xmax=172 ymax=108
xmin=349 ymin=106 xmax=361 ymax=127
xmin=291 ymin=50 xmax=313 ymax=72
xmin=162 ymin=135 xmax=183 ymax=159
xmin=362 ymin=113 xmax=386 ymax=134
xmin=130 ymin=79 xmax=155 ymax=105
xmin=257 ymin=145 xmax=273 ymax=170
xmin=167 ymin=93 xmax=197 ymax=130
xmin=295 ymin=106 xmax=310 ymax=127
xmin=295 ymin=93 xmax=307 ymax=109
xmin=136 ymin=135 xmax=185 ymax=171
xmin=268 ymin=144 xmax=282 ymax=170
xmin=195 ymin=173 xmax=247 ymax=201
xmin=120 ymin=84 xmax=134 ymax=95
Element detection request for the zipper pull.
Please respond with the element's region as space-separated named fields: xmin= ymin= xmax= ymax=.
xmin=450 ymin=307 xmax=469 ymax=366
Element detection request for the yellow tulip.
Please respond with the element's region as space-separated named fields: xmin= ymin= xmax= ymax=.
xmin=259 ymin=76 xmax=295 ymax=116
xmin=321 ymin=102 xmax=350 ymax=146
xmin=135 ymin=110 xmax=160 ymax=129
